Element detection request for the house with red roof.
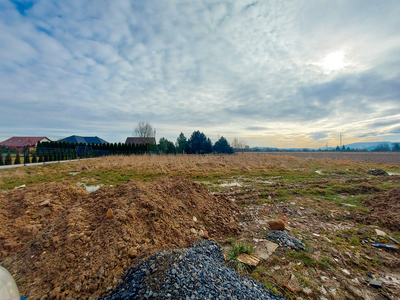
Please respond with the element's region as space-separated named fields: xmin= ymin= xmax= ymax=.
xmin=0 ymin=137 xmax=51 ymax=151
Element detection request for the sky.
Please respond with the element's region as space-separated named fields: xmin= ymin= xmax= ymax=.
xmin=1 ymin=0 xmax=400 ymax=148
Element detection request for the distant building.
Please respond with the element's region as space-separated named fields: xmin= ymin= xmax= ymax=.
xmin=0 ymin=137 xmax=51 ymax=149
xmin=125 ymin=137 xmax=156 ymax=145
xmin=58 ymin=135 xmax=109 ymax=144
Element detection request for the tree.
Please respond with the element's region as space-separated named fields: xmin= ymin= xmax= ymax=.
xmin=188 ymin=131 xmax=213 ymax=154
xmin=31 ymin=152 xmax=37 ymax=163
xmin=213 ymin=137 xmax=234 ymax=154
xmin=14 ymin=152 xmax=21 ymax=164
xmin=335 ymin=146 xmax=340 ymax=151
xmin=134 ymin=121 xmax=155 ymax=138
xmin=0 ymin=152 xmax=3 ymax=166
xmin=232 ymin=138 xmax=245 ymax=149
xmin=392 ymin=143 xmax=400 ymax=152
xmin=158 ymin=138 xmax=176 ymax=154
xmin=176 ymin=133 xmax=189 ymax=154
xmin=374 ymin=143 xmax=390 ymax=152
xmin=5 ymin=150 xmax=12 ymax=165
xmin=24 ymin=150 xmax=31 ymax=164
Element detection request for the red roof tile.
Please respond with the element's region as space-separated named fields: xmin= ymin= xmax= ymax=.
xmin=0 ymin=137 xmax=51 ymax=147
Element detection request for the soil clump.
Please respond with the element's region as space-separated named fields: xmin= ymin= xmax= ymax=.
xmin=0 ymin=177 xmax=240 ymax=299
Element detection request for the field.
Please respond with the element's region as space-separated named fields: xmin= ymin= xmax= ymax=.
xmin=1 ymin=153 xmax=400 ymax=299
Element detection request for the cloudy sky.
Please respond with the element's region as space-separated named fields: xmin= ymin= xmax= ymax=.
xmin=1 ymin=0 xmax=400 ymax=148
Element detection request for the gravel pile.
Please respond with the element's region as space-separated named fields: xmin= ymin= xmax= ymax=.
xmin=265 ymin=230 xmax=306 ymax=251
xmin=100 ymin=240 xmax=286 ymax=300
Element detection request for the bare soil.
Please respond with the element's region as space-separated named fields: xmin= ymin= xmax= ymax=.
xmin=265 ymin=152 xmax=400 ymax=164
xmin=0 ymin=177 xmax=240 ymax=299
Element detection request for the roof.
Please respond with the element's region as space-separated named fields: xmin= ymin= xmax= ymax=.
xmin=58 ymin=135 xmax=109 ymax=144
xmin=125 ymin=137 xmax=156 ymax=145
xmin=0 ymin=137 xmax=51 ymax=148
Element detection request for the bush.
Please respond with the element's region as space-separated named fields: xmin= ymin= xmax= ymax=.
xmin=0 ymin=153 xmax=3 ymax=166
xmin=14 ymin=152 xmax=21 ymax=164
xmin=5 ymin=150 xmax=12 ymax=165
xmin=31 ymin=152 xmax=37 ymax=163
xmin=24 ymin=151 xmax=31 ymax=164
xmin=38 ymin=152 xmax=43 ymax=163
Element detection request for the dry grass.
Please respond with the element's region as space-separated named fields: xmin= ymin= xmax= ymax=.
xmin=0 ymin=153 xmax=393 ymax=189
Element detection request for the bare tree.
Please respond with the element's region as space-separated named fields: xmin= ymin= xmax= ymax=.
xmin=232 ymin=138 xmax=245 ymax=149
xmin=134 ymin=122 xmax=155 ymax=137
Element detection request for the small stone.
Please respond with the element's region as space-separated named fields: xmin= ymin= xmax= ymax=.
xmin=341 ymin=268 xmax=350 ymax=276
xmin=39 ymin=199 xmax=51 ymax=206
xmin=193 ymin=216 xmax=197 ymax=222
xmin=375 ymin=229 xmax=386 ymax=236
xmin=302 ymin=287 xmax=312 ymax=295
xmin=369 ymin=279 xmax=382 ymax=288
xmin=107 ymin=209 xmax=114 ymax=219
xmin=128 ymin=248 xmax=138 ymax=258
xmin=204 ymin=231 xmax=209 ymax=239
xmin=49 ymin=287 xmax=61 ymax=299
xmin=75 ymin=282 xmax=82 ymax=292
xmin=268 ymin=220 xmax=285 ymax=231
xmin=190 ymin=228 xmax=197 ymax=234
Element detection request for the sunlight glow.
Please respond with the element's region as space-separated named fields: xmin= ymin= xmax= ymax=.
xmin=323 ymin=52 xmax=344 ymax=70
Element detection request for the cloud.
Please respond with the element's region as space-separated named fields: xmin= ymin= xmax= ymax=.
xmin=0 ymin=0 xmax=400 ymax=146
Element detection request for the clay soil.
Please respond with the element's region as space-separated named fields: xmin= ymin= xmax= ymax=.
xmin=0 ymin=177 xmax=240 ymax=299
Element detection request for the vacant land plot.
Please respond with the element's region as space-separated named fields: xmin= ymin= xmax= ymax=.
xmin=265 ymin=151 xmax=400 ymax=164
xmin=1 ymin=153 xmax=400 ymax=299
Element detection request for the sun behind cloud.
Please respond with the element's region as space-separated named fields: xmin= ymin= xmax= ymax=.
xmin=322 ymin=52 xmax=345 ymax=70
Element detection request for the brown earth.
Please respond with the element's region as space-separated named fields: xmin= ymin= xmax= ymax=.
xmin=265 ymin=152 xmax=400 ymax=164
xmin=352 ymin=187 xmax=400 ymax=230
xmin=0 ymin=177 xmax=240 ymax=300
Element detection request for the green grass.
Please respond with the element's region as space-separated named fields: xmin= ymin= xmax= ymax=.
xmin=227 ymin=241 xmax=254 ymax=272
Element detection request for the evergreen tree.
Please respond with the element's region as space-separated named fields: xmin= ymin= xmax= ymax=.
xmin=188 ymin=131 xmax=213 ymax=154
xmin=24 ymin=151 xmax=31 ymax=164
xmin=38 ymin=152 xmax=44 ymax=163
xmin=176 ymin=132 xmax=189 ymax=154
xmin=5 ymin=150 xmax=12 ymax=165
xmin=31 ymin=152 xmax=37 ymax=163
xmin=14 ymin=152 xmax=21 ymax=164
xmin=0 ymin=152 xmax=3 ymax=165
xmin=158 ymin=138 xmax=176 ymax=154
xmin=213 ymin=137 xmax=234 ymax=154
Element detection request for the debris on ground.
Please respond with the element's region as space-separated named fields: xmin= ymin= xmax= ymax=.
xmin=265 ymin=230 xmax=306 ymax=251
xmin=99 ymin=240 xmax=285 ymax=300
xmin=353 ymin=187 xmax=400 ymax=230
xmin=369 ymin=279 xmax=383 ymax=289
xmin=268 ymin=220 xmax=285 ymax=231
xmin=367 ymin=169 xmax=388 ymax=176
xmin=0 ymin=177 xmax=240 ymax=299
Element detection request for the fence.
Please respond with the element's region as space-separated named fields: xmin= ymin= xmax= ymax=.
xmin=0 ymin=145 xmax=155 ymax=166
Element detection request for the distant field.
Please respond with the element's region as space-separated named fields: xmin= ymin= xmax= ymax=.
xmin=263 ymin=151 xmax=400 ymax=164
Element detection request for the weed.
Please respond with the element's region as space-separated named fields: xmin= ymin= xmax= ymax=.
xmin=227 ymin=241 xmax=254 ymax=273
xmin=262 ymin=280 xmax=279 ymax=294
xmin=286 ymin=251 xmax=315 ymax=267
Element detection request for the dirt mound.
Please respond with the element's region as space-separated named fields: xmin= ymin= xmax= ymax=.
xmin=0 ymin=177 xmax=240 ymax=299
xmin=352 ymin=187 xmax=400 ymax=230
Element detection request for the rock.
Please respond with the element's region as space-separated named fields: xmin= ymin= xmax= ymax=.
xmin=49 ymin=287 xmax=61 ymax=299
xmin=75 ymin=282 xmax=82 ymax=292
xmin=253 ymin=241 xmax=278 ymax=260
xmin=302 ymin=287 xmax=312 ymax=295
xmin=204 ymin=231 xmax=209 ymax=239
xmin=367 ymin=169 xmax=388 ymax=176
xmin=375 ymin=229 xmax=386 ymax=236
xmin=106 ymin=208 xmax=114 ymax=219
xmin=128 ymin=248 xmax=138 ymax=258
xmin=32 ymin=208 xmax=51 ymax=219
xmin=193 ymin=216 xmax=197 ymax=222
xmin=198 ymin=230 xmax=204 ymax=237
xmin=98 ymin=266 xmax=105 ymax=277
xmin=39 ymin=199 xmax=51 ymax=206
xmin=341 ymin=269 xmax=350 ymax=276
xmin=369 ymin=279 xmax=382 ymax=288
xmin=190 ymin=228 xmax=197 ymax=234
xmin=268 ymin=220 xmax=285 ymax=231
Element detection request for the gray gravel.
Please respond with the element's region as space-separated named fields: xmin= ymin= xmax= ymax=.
xmin=99 ymin=240 xmax=286 ymax=300
xmin=265 ymin=230 xmax=306 ymax=251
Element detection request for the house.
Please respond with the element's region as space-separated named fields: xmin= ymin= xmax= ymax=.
xmin=0 ymin=137 xmax=51 ymax=150
xmin=58 ymin=135 xmax=109 ymax=144
xmin=125 ymin=137 xmax=156 ymax=145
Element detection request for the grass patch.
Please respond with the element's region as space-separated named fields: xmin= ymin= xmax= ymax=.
xmin=227 ymin=241 xmax=254 ymax=273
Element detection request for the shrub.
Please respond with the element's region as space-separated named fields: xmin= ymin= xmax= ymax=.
xmin=24 ymin=151 xmax=31 ymax=164
xmin=5 ymin=150 xmax=12 ymax=165
xmin=31 ymin=152 xmax=37 ymax=163
xmin=14 ymin=152 xmax=21 ymax=164
xmin=0 ymin=153 xmax=3 ymax=166
xmin=38 ymin=152 xmax=43 ymax=163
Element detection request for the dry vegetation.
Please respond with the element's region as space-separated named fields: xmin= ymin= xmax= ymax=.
xmin=1 ymin=153 xmax=397 ymax=190
xmin=1 ymin=153 xmax=400 ymax=299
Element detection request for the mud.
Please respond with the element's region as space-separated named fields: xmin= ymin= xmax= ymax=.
xmin=0 ymin=177 xmax=240 ymax=299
